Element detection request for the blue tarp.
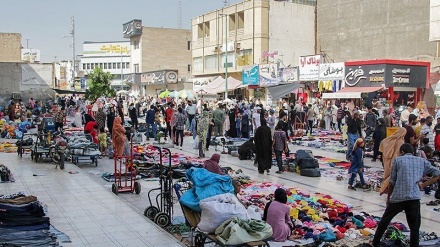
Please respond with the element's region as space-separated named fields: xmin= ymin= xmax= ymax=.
xmin=179 ymin=168 xmax=234 ymax=212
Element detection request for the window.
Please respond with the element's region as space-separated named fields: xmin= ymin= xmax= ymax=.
xmin=99 ymin=63 xmax=103 ymax=68
xmin=229 ymin=14 xmax=236 ymax=31
xmin=187 ymin=40 xmax=191 ymax=50
xmin=95 ymin=63 xmax=98 ymax=69
xmin=193 ymin=57 xmax=203 ymax=72
xmin=221 ymin=53 xmax=235 ymax=68
xmin=187 ymin=64 xmax=191 ymax=72
xmin=237 ymin=11 xmax=244 ymax=29
xmin=91 ymin=63 xmax=95 ymax=69
xmin=117 ymin=63 xmax=121 ymax=69
xmin=82 ymin=64 xmax=86 ymax=70
xmin=87 ymin=63 xmax=90 ymax=70
xmin=122 ymin=62 xmax=126 ymax=69
xmin=133 ymin=40 xmax=139 ymax=50
xmin=204 ymin=22 xmax=210 ymax=37
xmin=237 ymin=49 xmax=253 ymax=66
xmin=112 ymin=63 xmax=116 ymax=69
xmin=104 ymin=63 xmax=108 ymax=69
xmin=126 ymin=62 xmax=130 ymax=69
xmin=204 ymin=55 xmax=218 ymax=70
xmin=134 ymin=64 xmax=139 ymax=73
xmin=197 ymin=23 xmax=203 ymax=39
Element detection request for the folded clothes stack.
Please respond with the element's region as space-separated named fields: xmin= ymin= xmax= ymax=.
xmin=0 ymin=192 xmax=70 ymax=246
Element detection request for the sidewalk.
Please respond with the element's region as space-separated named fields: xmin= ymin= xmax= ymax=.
xmin=0 ymin=151 xmax=183 ymax=247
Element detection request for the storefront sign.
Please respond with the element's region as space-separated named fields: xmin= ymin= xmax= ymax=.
xmin=344 ymin=64 xmax=427 ymax=88
xmin=299 ymin=55 xmax=322 ymax=81
xmin=242 ymin=65 xmax=259 ymax=86
xmin=259 ymin=64 xmax=279 ymax=86
xmin=123 ymin=19 xmax=142 ymax=38
xmin=21 ymin=49 xmax=40 ymax=62
xmin=21 ymin=64 xmax=53 ymax=86
xmin=192 ymin=76 xmax=215 ymax=90
xmin=140 ymin=70 xmax=178 ymax=85
xmin=319 ymin=62 xmax=345 ymax=80
xmin=280 ymin=67 xmax=298 ymax=83
xmin=83 ymin=42 xmax=130 ymax=57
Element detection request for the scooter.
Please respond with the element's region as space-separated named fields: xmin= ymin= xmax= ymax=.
xmin=49 ymin=132 xmax=68 ymax=169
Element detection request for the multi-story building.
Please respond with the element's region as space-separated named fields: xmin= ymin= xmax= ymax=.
xmin=122 ymin=19 xmax=192 ymax=96
xmin=190 ymin=0 xmax=315 ymax=99
xmin=79 ymin=41 xmax=131 ymax=91
xmin=0 ymin=33 xmax=22 ymax=62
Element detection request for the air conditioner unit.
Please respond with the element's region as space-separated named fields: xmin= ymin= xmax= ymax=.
xmin=213 ymin=46 xmax=220 ymax=53
xmin=236 ymin=42 xmax=241 ymax=49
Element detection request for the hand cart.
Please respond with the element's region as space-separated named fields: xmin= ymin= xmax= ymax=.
xmin=174 ymin=182 xmax=269 ymax=247
xmin=31 ymin=132 xmax=52 ymax=163
xmin=17 ymin=133 xmax=37 ymax=158
xmin=111 ymin=139 xmax=141 ymax=195
xmin=69 ymin=143 xmax=100 ymax=167
xmin=143 ymin=146 xmax=174 ymax=228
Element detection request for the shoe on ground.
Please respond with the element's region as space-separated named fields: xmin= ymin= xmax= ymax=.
xmin=179 ymin=147 xmax=182 ymax=150
xmin=276 ymin=171 xmax=283 ymax=174
xmin=348 ymin=186 xmax=356 ymax=191
xmin=266 ymin=169 xmax=270 ymax=174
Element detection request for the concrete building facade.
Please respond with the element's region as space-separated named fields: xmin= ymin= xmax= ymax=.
xmin=79 ymin=41 xmax=131 ymax=91
xmin=190 ymin=0 xmax=315 ymax=100
xmin=123 ymin=20 xmax=192 ymax=96
xmin=317 ymin=0 xmax=437 ymax=62
xmin=0 ymin=33 xmax=22 ymax=62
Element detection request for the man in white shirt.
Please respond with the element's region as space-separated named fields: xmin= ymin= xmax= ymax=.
xmin=420 ymin=116 xmax=434 ymax=149
xmin=252 ymin=107 xmax=261 ymax=134
xmin=185 ymin=101 xmax=197 ymax=130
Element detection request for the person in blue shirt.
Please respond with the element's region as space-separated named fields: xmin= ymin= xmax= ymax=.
xmin=372 ymin=143 xmax=440 ymax=247
xmin=145 ymin=105 xmax=156 ymax=141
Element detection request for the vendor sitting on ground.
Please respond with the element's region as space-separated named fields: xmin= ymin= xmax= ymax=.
xmin=263 ymin=188 xmax=293 ymax=242
xmin=238 ymin=137 xmax=255 ymax=160
xmin=203 ymin=153 xmax=241 ymax=195
xmin=203 ymin=153 xmax=225 ymax=175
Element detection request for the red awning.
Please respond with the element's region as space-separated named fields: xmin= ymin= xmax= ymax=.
xmin=337 ymin=86 xmax=384 ymax=93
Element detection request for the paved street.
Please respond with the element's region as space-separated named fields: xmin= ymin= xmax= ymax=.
xmin=1 ymin=135 xmax=440 ymax=246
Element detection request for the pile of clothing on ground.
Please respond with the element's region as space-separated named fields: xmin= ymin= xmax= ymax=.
xmin=0 ymin=119 xmax=32 ymax=139
xmin=0 ymin=164 xmax=15 ymax=182
xmin=0 ymin=142 xmax=17 ymax=153
xmin=179 ymin=168 xmax=272 ymax=245
xmin=0 ymin=192 xmax=70 ymax=246
xmin=236 ymin=181 xmax=440 ymax=246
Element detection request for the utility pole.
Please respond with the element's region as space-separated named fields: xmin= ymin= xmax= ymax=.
xmin=220 ymin=13 xmax=228 ymax=99
xmin=64 ymin=16 xmax=76 ymax=87
xmin=26 ymin=39 xmax=29 ymax=49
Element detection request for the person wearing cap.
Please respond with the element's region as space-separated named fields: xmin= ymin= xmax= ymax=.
xmin=348 ymin=138 xmax=369 ymax=191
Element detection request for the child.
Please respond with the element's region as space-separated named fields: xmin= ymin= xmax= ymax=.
xmin=420 ymin=137 xmax=433 ymax=159
xmin=236 ymin=113 xmax=242 ymax=138
xmin=98 ymin=127 xmax=107 ymax=156
xmin=348 ymin=138 xmax=369 ymax=191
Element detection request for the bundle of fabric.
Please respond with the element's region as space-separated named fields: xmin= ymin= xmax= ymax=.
xmin=215 ymin=217 xmax=272 ymax=245
xmin=0 ymin=142 xmax=17 ymax=153
xmin=0 ymin=192 xmax=70 ymax=246
xmin=179 ymin=168 xmax=235 ymax=212
xmin=0 ymin=164 xmax=15 ymax=182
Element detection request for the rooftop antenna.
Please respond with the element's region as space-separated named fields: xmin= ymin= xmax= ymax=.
xmin=223 ymin=0 xmax=228 ymax=7
xmin=63 ymin=16 xmax=76 ymax=86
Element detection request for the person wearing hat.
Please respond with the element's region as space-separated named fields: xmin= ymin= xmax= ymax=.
xmin=348 ymin=138 xmax=369 ymax=191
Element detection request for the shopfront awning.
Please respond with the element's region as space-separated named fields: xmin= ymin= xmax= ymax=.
xmin=53 ymin=89 xmax=86 ymax=95
xmin=267 ymin=83 xmax=304 ymax=100
xmin=322 ymin=86 xmax=383 ymax=99
xmin=434 ymin=81 xmax=440 ymax=96
xmin=337 ymin=86 xmax=384 ymax=93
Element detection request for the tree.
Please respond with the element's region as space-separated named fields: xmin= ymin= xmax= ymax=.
xmin=85 ymin=67 xmax=116 ymax=102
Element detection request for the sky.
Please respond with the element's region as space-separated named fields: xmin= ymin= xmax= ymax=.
xmin=0 ymin=0 xmax=242 ymax=62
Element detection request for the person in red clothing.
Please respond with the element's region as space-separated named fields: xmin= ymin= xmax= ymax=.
xmin=165 ymin=103 xmax=174 ymax=140
xmin=435 ymin=133 xmax=440 ymax=151
xmin=84 ymin=114 xmax=99 ymax=144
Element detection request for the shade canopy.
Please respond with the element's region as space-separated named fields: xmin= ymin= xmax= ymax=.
xmin=204 ymin=76 xmax=243 ymax=94
xmin=337 ymin=86 xmax=384 ymax=93
xmin=267 ymin=83 xmax=304 ymax=100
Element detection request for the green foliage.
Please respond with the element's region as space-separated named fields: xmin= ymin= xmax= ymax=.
xmin=85 ymin=67 xmax=116 ymax=101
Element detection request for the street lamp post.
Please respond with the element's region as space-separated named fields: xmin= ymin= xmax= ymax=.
xmin=220 ymin=13 xmax=229 ymax=99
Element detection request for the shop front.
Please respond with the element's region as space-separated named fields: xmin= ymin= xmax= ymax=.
xmin=329 ymin=60 xmax=429 ymax=109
